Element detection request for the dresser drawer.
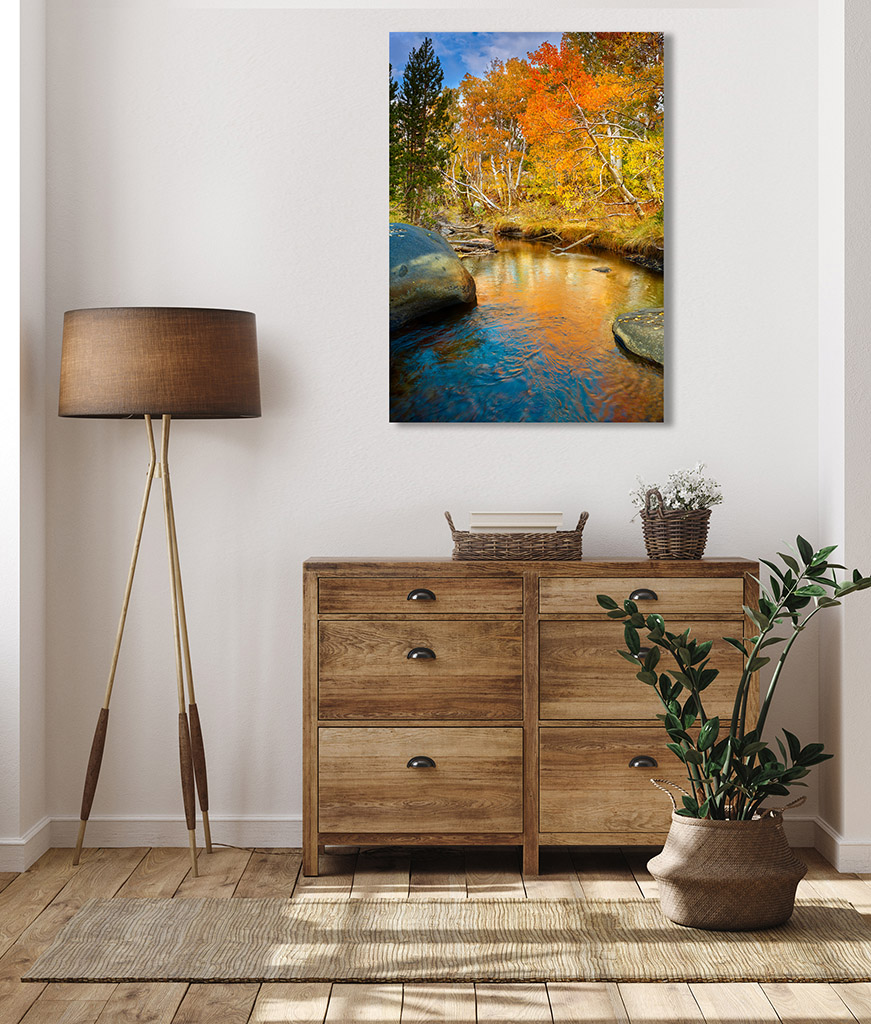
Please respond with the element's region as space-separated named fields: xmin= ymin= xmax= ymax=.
xmin=540 ymin=619 xmax=743 ymax=721
xmin=318 ymin=620 xmax=523 ymax=720
xmin=318 ymin=727 xmax=523 ymax=833
xmin=319 ymin=576 xmax=522 ymax=615
xmin=540 ymin=727 xmax=685 ymax=834
xmin=539 ymin=576 xmax=744 ymax=616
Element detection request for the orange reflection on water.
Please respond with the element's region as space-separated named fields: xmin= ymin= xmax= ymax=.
xmin=390 ymin=239 xmax=663 ymax=423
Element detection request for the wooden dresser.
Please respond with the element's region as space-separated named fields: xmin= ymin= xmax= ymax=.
xmin=303 ymin=557 xmax=758 ymax=876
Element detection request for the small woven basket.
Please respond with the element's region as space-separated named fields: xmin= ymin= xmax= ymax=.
xmin=445 ymin=511 xmax=589 ymax=561
xmin=640 ymin=488 xmax=711 ymax=560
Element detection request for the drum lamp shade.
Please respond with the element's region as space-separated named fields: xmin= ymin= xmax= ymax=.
xmin=59 ymin=307 xmax=261 ymax=418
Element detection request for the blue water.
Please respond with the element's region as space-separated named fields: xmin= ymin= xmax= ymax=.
xmin=390 ymin=238 xmax=664 ymax=423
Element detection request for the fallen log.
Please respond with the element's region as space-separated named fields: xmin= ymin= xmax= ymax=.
xmin=552 ymin=233 xmax=595 ymax=254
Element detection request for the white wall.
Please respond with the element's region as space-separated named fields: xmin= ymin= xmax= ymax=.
xmin=35 ymin=0 xmax=835 ymax=852
xmin=816 ymin=0 xmax=871 ymax=870
xmin=0 ymin=0 xmax=50 ymax=870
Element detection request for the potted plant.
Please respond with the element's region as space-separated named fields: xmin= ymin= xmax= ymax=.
xmin=598 ymin=537 xmax=871 ymax=930
xmin=631 ymin=463 xmax=723 ymax=559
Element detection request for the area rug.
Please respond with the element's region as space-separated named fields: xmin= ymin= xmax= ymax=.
xmin=23 ymin=897 xmax=871 ymax=984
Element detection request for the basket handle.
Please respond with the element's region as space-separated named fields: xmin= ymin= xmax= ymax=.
xmin=574 ymin=511 xmax=590 ymax=532
xmin=760 ymin=795 xmax=807 ymax=818
xmin=444 ymin=511 xmax=457 ymax=534
xmin=644 ymin=488 xmax=666 ymax=518
xmin=650 ymin=778 xmax=691 ymax=810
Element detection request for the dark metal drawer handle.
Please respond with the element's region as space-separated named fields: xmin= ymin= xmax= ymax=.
xmin=407 ymin=647 xmax=436 ymax=660
xmin=629 ymin=588 xmax=658 ymax=601
xmin=407 ymin=756 xmax=436 ymax=768
xmin=628 ymin=755 xmax=658 ymax=769
xmin=407 ymin=588 xmax=436 ymax=601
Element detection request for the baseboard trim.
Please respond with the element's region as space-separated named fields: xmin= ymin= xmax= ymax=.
xmin=0 ymin=817 xmax=52 ymax=872
xmin=49 ymin=815 xmax=304 ymax=852
xmin=4 ymin=814 xmax=870 ymax=873
xmin=814 ymin=817 xmax=871 ymax=872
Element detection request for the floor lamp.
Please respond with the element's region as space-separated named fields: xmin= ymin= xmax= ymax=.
xmin=59 ymin=307 xmax=261 ymax=876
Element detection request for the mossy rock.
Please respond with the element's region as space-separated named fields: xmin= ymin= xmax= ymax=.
xmin=613 ymin=307 xmax=664 ymax=365
xmin=390 ymin=223 xmax=477 ymax=332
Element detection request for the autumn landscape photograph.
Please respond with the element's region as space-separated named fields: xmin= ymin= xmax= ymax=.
xmin=389 ymin=31 xmax=665 ymax=423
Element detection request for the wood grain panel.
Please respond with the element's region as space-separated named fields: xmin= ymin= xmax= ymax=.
xmin=547 ymin=982 xmax=629 ymax=1023
xmin=325 ymin=984 xmax=404 ymax=1023
xmin=401 ymin=983 xmax=476 ymax=1023
xmin=94 ymin=981 xmax=187 ymax=1023
xmin=172 ymin=983 xmax=259 ymax=1023
xmin=319 ymin=620 xmax=522 ymax=720
xmin=539 ymin=727 xmax=685 ymax=834
xmin=250 ymin=983 xmax=332 ymax=1024
xmin=319 ymin=577 xmax=523 ymax=614
xmin=540 ymin=619 xmax=743 ymax=721
xmin=540 ymin=576 xmax=744 ymax=616
xmin=319 ymin=727 xmax=522 ymax=833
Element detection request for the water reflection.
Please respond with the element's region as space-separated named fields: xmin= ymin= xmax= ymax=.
xmin=390 ymin=239 xmax=664 ymax=422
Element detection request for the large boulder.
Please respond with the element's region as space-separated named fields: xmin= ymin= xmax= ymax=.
xmin=390 ymin=223 xmax=477 ymax=332
xmin=613 ymin=307 xmax=664 ymax=365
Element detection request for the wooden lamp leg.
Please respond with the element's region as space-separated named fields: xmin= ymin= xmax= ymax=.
xmin=165 ymin=462 xmax=213 ymax=854
xmin=73 ymin=416 xmax=157 ymax=866
xmin=159 ymin=415 xmax=199 ymax=877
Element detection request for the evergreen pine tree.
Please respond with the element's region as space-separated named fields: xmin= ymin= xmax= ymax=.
xmin=392 ymin=38 xmax=451 ymax=225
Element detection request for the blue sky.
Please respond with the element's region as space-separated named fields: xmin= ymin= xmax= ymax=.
xmin=389 ymin=32 xmax=563 ymax=89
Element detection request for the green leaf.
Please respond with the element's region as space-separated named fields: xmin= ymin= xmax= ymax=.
xmin=813 ymin=544 xmax=839 ymax=564
xmin=744 ymin=605 xmax=770 ymax=631
xmin=722 ymin=636 xmax=748 ymax=656
xmin=684 ymin=747 xmax=704 ymax=765
xmin=698 ymin=667 xmax=720 ymax=690
xmin=760 ymin=558 xmax=785 ymax=581
xmin=784 ymin=729 xmax=801 ymax=762
xmin=596 ymin=594 xmax=619 ymax=610
xmin=698 ymin=717 xmax=720 ymax=751
xmin=797 ymin=535 xmax=814 ymax=565
xmin=778 ymin=552 xmax=800 ymax=574
xmin=681 ymin=795 xmax=699 ymax=815
xmin=636 ymin=670 xmax=658 ymax=686
xmin=691 ymin=640 xmax=713 ymax=664
xmin=618 ymin=650 xmax=640 ymax=665
xmin=746 ymin=656 xmax=771 ymax=673
xmin=795 ymin=584 xmax=826 ymax=597
xmin=607 ymin=608 xmax=627 ymax=618
xmin=643 ymin=646 xmax=661 ymax=671
xmin=624 ymin=624 xmax=641 ymax=655
xmin=666 ymin=742 xmax=687 ymax=762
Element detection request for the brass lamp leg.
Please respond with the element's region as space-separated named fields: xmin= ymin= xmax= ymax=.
xmin=159 ymin=416 xmax=199 ymax=877
xmin=73 ymin=416 xmax=157 ymax=866
xmin=165 ymin=450 xmax=212 ymax=854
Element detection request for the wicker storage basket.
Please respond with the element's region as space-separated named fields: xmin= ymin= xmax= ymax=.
xmin=640 ymin=488 xmax=711 ymax=560
xmin=647 ymin=807 xmax=807 ymax=931
xmin=445 ymin=511 xmax=588 ymax=561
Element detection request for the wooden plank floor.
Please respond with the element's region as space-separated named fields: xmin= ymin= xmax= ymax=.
xmin=1 ymin=845 xmax=870 ymax=1023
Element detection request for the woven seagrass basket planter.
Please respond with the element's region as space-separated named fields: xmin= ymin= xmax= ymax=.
xmin=648 ymin=810 xmax=807 ymax=931
xmin=640 ymin=488 xmax=711 ymax=560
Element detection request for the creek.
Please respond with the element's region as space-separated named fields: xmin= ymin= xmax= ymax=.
xmin=390 ymin=238 xmax=664 ymax=422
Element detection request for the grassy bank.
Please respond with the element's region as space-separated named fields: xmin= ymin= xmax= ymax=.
xmin=491 ymin=211 xmax=664 ymax=262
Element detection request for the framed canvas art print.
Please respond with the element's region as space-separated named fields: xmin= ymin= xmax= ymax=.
xmin=389 ymin=32 xmax=664 ymax=423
